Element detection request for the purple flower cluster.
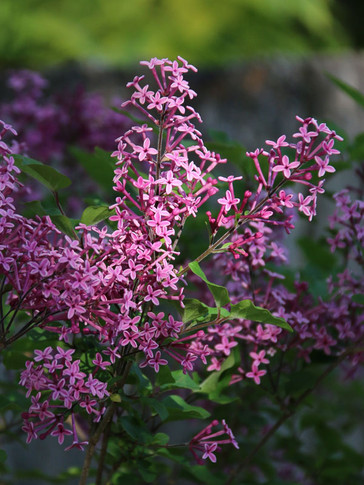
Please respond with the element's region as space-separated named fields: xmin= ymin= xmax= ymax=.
xmin=1 ymin=70 xmax=127 ymax=161
xmin=20 ymin=346 xmax=108 ymax=447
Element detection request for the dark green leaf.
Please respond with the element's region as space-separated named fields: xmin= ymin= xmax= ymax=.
xmin=144 ymin=397 xmax=169 ymax=420
xmin=352 ymin=294 xmax=364 ymax=305
xmin=188 ymin=261 xmax=230 ymax=308
xmin=80 ymin=205 xmax=114 ymax=225
xmin=230 ymin=300 xmax=292 ymax=331
xmin=51 ymin=215 xmax=79 ymax=239
xmin=70 ymin=146 xmax=115 ymax=192
xmin=326 ymin=73 xmax=364 ymax=109
xmin=120 ymin=416 xmax=151 ymax=443
xmin=14 ymin=155 xmax=71 ymax=191
xmin=163 ymin=395 xmax=210 ymax=420
xmin=285 ymin=369 xmax=318 ymax=396
xmin=0 ymin=449 xmax=7 ymax=463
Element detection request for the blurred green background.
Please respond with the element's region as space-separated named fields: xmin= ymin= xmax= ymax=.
xmin=0 ymin=0 xmax=362 ymax=69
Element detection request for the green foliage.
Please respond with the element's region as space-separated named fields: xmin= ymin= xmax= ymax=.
xmin=70 ymin=147 xmax=115 ymax=194
xmin=230 ymin=300 xmax=292 ymax=331
xmin=0 ymin=0 xmax=349 ymax=68
xmin=14 ymin=155 xmax=71 ymax=192
xmin=326 ymin=73 xmax=364 ymax=110
xmin=80 ymin=205 xmax=114 ymax=225
xmin=188 ymin=261 xmax=230 ymax=308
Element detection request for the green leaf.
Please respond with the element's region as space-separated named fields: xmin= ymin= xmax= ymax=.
xmin=0 ymin=449 xmax=7 ymax=463
xmin=51 ymin=215 xmax=79 ymax=239
xmin=180 ymin=298 xmax=210 ymax=323
xmin=352 ymin=294 xmax=364 ymax=305
xmin=120 ymin=416 xmax=151 ymax=443
xmin=21 ymin=200 xmax=47 ymax=218
xmin=80 ymin=205 xmax=114 ymax=225
xmin=188 ymin=261 xmax=230 ymax=308
xmin=170 ymin=370 xmax=200 ymax=391
xmin=199 ymin=350 xmax=237 ymax=395
xmin=14 ymin=155 xmax=71 ymax=191
xmin=110 ymin=394 xmax=122 ymax=403
xmin=70 ymin=146 xmax=115 ymax=192
xmin=163 ymin=394 xmax=210 ymax=421
xmin=180 ymin=299 xmax=230 ymax=328
xmin=151 ymin=433 xmax=169 ymax=446
xmin=230 ymin=300 xmax=292 ymax=331
xmin=144 ymin=397 xmax=169 ymax=420
xmin=326 ymin=73 xmax=364 ymax=110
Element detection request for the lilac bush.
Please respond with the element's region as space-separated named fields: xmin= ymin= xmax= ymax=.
xmin=1 ymin=57 xmax=362 ymax=484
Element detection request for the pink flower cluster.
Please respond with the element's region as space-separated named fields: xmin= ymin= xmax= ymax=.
xmin=189 ymin=419 xmax=239 ymax=464
xmin=111 ymin=56 xmax=227 ymax=252
xmin=188 ymin=182 xmax=363 ymax=385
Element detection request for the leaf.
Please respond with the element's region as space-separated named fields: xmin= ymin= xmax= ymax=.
xmin=199 ymin=350 xmax=237 ymax=395
xmin=230 ymin=300 xmax=292 ymax=331
xmin=70 ymin=146 xmax=115 ymax=192
xmin=170 ymin=370 xmax=200 ymax=391
xmin=151 ymin=433 xmax=169 ymax=446
xmin=188 ymin=261 xmax=230 ymax=308
xmin=0 ymin=449 xmax=7 ymax=463
xmin=80 ymin=205 xmax=114 ymax=226
xmin=352 ymin=294 xmax=364 ymax=305
xmin=120 ymin=416 xmax=151 ymax=443
xmin=145 ymin=398 xmax=169 ymax=421
xmin=180 ymin=298 xmax=211 ymax=323
xmin=163 ymin=395 xmax=210 ymax=421
xmin=110 ymin=394 xmax=122 ymax=403
xmin=14 ymin=155 xmax=71 ymax=191
xmin=326 ymin=73 xmax=364 ymax=110
xmin=285 ymin=369 xmax=319 ymax=397
xmin=51 ymin=215 xmax=79 ymax=239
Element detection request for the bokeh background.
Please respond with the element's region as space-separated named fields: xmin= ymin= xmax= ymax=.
xmin=0 ymin=0 xmax=360 ymax=69
xmin=1 ymin=0 xmax=364 ymax=146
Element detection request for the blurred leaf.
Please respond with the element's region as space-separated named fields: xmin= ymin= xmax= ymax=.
xmin=120 ymin=415 xmax=151 ymax=443
xmin=348 ymin=133 xmax=364 ymax=160
xmin=285 ymin=368 xmax=319 ymax=396
xmin=70 ymin=146 xmax=115 ymax=192
xmin=144 ymin=398 xmax=168 ymax=421
xmin=326 ymin=73 xmax=364 ymax=109
xmin=352 ymin=294 xmax=364 ymax=305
